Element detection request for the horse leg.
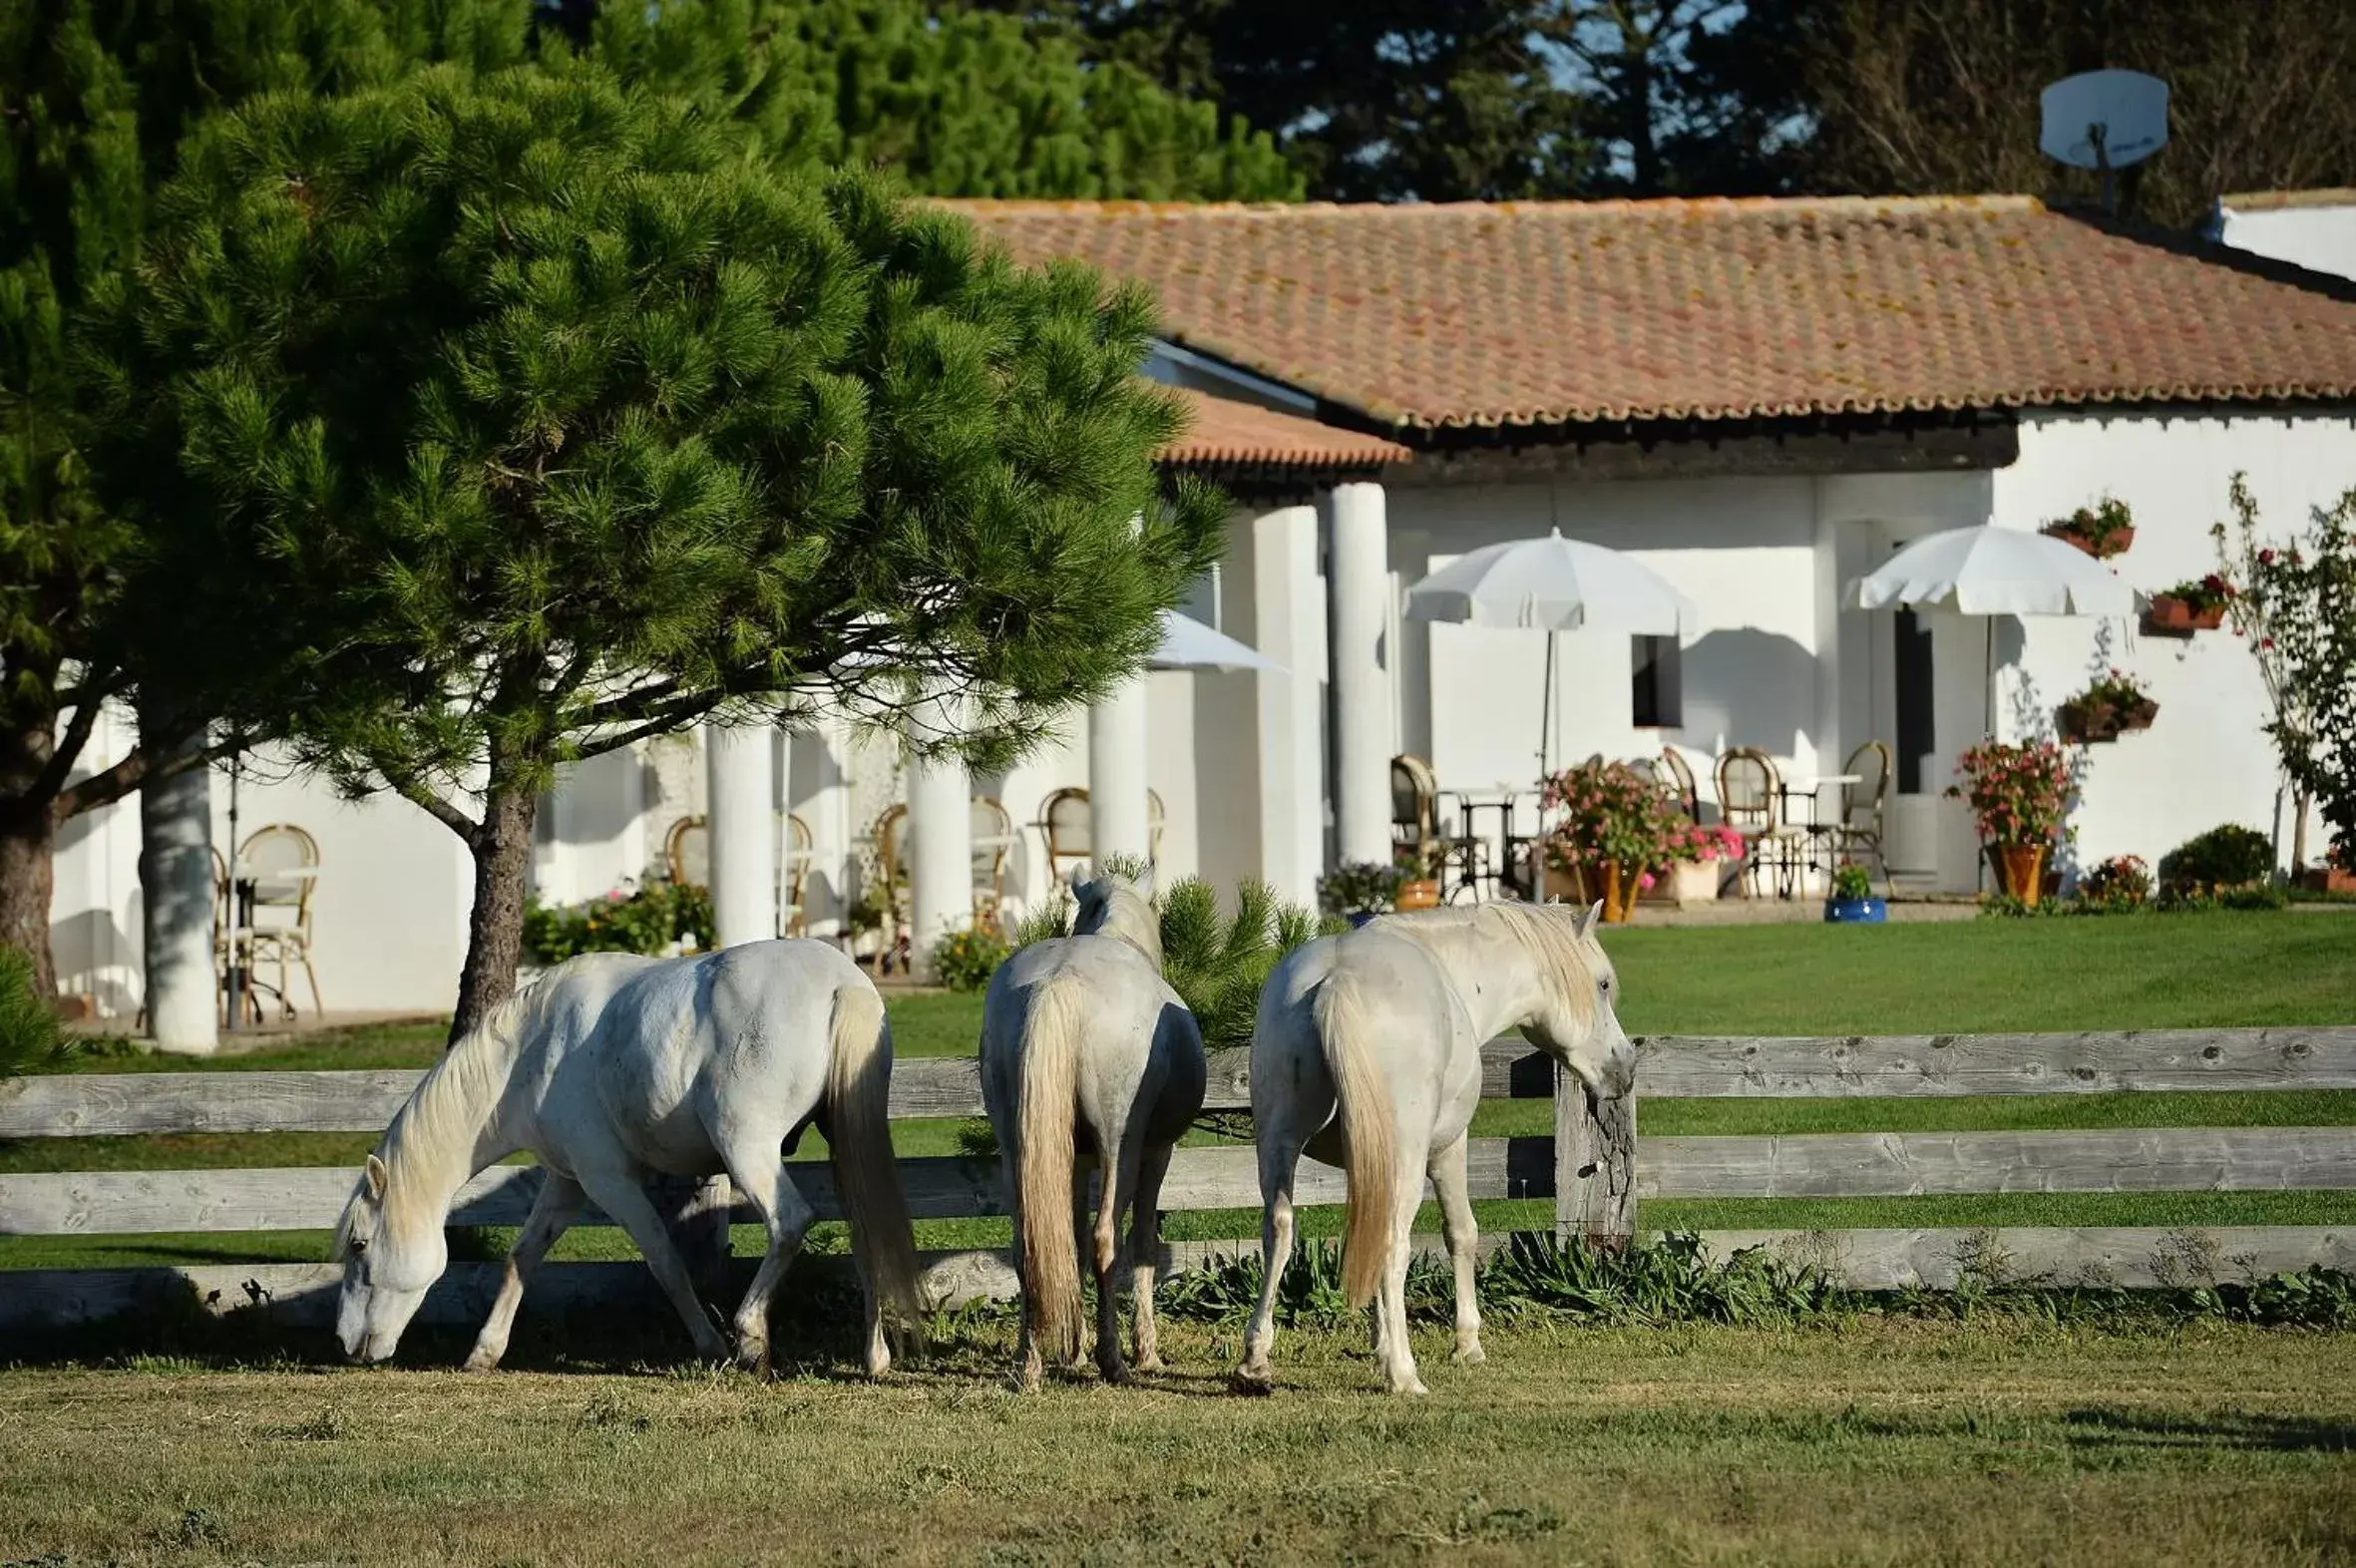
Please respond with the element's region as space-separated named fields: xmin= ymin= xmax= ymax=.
xmin=1002 ymin=1150 xmax=1044 ymax=1392
xmin=1429 ymin=1133 xmax=1484 ymax=1366
xmin=1129 ymin=1137 xmax=1174 ymax=1374
xmin=1091 ymin=1117 xmax=1145 ymax=1386
xmin=462 ymin=1171 xmax=585 ymax=1373
xmin=1376 ymin=1160 xmax=1427 ymax=1396
xmin=1233 ymin=1134 xmax=1301 ymax=1391
xmin=575 ymin=1166 xmax=731 ymax=1363
xmin=721 ymin=1158 xmax=817 ymax=1378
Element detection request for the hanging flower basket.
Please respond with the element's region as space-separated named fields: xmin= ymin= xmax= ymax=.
xmin=2057 ymin=696 xmax=2160 ymax=743
xmin=2144 ymin=594 xmax=2226 ymax=634
xmin=2040 ymin=498 xmax=2135 ymax=560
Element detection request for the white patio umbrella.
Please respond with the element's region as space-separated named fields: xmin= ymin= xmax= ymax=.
xmin=1147 ymin=607 xmax=1282 ymax=671
xmin=1845 ymin=526 xmax=2137 ymax=618
xmin=1404 ymin=528 xmax=1696 ymax=780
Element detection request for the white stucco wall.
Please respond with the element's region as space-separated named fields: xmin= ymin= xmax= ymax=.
xmin=2216 ymin=200 xmax=2356 ymax=283
xmin=1991 ymin=410 xmax=2352 ymax=878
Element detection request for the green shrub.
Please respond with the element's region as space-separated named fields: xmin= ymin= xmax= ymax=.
xmin=521 ymin=880 xmax=714 ymax=965
xmin=0 ymin=945 xmax=62 ymax=1077
xmin=1158 ymin=877 xmax=1322 ymax=1051
xmin=2158 ymin=823 xmax=2275 ymax=894
xmin=929 ymin=927 xmax=1011 ymax=993
xmin=1317 ymin=860 xmax=1401 ymax=917
xmin=1828 ymin=862 xmax=1874 ymax=902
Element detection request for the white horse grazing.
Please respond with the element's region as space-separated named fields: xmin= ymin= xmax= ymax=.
xmin=1235 ymin=900 xmax=1636 ymax=1395
xmin=980 ymin=870 xmax=1206 ymax=1389
xmin=333 ymin=941 xmax=922 ymax=1377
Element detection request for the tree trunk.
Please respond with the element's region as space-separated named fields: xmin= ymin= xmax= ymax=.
xmin=448 ymin=778 xmax=539 ymax=1047
xmin=0 ymin=803 xmax=57 ymax=999
xmin=2292 ymin=785 xmax=2312 ymax=872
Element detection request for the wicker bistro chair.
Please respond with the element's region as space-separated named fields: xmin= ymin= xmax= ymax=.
xmin=1391 ymin=753 xmax=1489 ymax=903
xmin=209 ymin=846 xmax=255 ymax=1027
xmin=1147 ymin=788 xmax=1166 ymax=864
xmin=972 ymin=796 xmax=1015 ymax=930
xmin=1830 ymin=740 xmax=1895 ymax=895
xmin=1658 ymin=747 xmax=1703 ymax=822
xmin=1038 ymin=787 xmax=1091 ymax=882
xmin=782 ymin=812 xmax=812 ymax=938
xmin=238 ymin=824 xmax=324 ymax=1018
xmin=869 ymin=803 xmax=913 ymax=974
xmin=664 ymin=814 xmax=710 ymax=889
xmin=1713 ymin=749 xmax=1804 ymax=899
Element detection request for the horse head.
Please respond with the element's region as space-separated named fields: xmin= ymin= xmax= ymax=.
xmin=1520 ymin=901 xmax=1638 ymax=1096
xmin=1070 ymin=863 xmax=1162 ymax=970
xmin=333 ymin=1151 xmax=447 ymax=1364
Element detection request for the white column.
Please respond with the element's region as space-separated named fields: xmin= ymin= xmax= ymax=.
xmin=1254 ymin=504 xmax=1327 ymax=906
xmin=800 ymin=710 xmax=855 ymax=940
xmin=139 ymin=735 xmax=217 ymax=1054
xmin=1327 ymin=480 xmax=1393 ymax=867
xmin=1087 ymin=677 xmax=1151 ymax=869
xmin=906 ymin=693 xmax=973 ymax=978
xmin=704 ymin=722 xmax=777 ymax=949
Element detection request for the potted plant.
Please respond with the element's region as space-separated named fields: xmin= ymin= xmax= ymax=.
xmin=2300 ymin=839 xmax=2356 ymax=896
xmin=1949 ymin=739 xmax=2075 ymax=907
xmin=1822 ymin=861 xmax=1885 ymax=924
xmin=1319 ymin=861 xmax=1402 ymax=927
xmin=2056 ymin=667 xmax=2159 ymax=743
xmin=1393 ymin=843 xmax=1444 ymax=911
xmin=2145 ymin=574 xmax=2234 ymax=635
xmin=1539 ymin=758 xmax=1685 ymax=923
xmin=2040 ymin=496 xmax=2135 ymax=560
xmin=2076 ymin=853 xmax=2153 ymax=912
xmin=1645 ymin=822 xmax=1743 ymax=903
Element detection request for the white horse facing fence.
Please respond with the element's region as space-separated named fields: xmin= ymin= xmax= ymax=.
xmin=980 ymin=870 xmax=1207 ymax=1389
xmin=1237 ymin=900 xmax=1636 ymax=1395
xmin=332 ymin=941 xmax=922 ymax=1377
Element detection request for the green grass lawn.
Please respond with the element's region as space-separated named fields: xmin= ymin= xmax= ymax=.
xmin=4 ymin=1320 xmax=2354 ymax=1566
xmin=8 ymin=915 xmax=2353 ymax=1269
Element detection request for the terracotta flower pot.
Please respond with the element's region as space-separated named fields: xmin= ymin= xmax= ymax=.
xmin=1994 ymin=843 xmax=2051 ymax=906
xmin=2043 ymin=523 xmax=2134 ymax=560
xmin=2299 ymin=867 xmax=2356 ymax=896
xmin=1394 ymin=878 xmax=1442 ymax=912
xmin=2145 ymin=595 xmax=2225 ymax=635
xmin=1597 ymin=862 xmax=1644 ymax=924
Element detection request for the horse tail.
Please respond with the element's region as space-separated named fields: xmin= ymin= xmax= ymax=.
xmin=826 ymin=978 xmax=924 ymax=1341
xmin=1015 ymin=971 xmax=1088 ymax=1368
xmin=1314 ymin=976 xmax=1397 ymax=1310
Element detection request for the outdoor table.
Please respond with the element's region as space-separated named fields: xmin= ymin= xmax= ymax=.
xmin=1439 ymin=785 xmax=1540 ymax=902
xmin=222 ymin=861 xmax=320 ymax=1030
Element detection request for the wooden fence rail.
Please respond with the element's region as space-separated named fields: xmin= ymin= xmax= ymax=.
xmin=4 ymin=1025 xmax=2355 ymax=1332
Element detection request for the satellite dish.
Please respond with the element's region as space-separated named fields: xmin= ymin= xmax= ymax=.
xmin=2040 ymin=70 xmax=2168 ymax=172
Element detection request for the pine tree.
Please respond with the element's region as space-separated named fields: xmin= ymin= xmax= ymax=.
xmin=88 ymin=63 xmax=1223 ymax=1037
xmin=0 ymin=0 xmax=526 ymax=992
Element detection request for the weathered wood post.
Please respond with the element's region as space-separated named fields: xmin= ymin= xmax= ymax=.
xmin=1553 ymin=1064 xmax=1636 ymax=1249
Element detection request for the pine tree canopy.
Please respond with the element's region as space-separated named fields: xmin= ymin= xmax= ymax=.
xmin=93 ymin=61 xmax=1223 ymax=806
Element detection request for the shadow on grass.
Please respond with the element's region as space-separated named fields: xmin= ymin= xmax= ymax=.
xmin=2066 ymin=1406 xmax=2356 ymax=1453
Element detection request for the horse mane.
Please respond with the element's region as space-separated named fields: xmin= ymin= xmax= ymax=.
xmin=1384 ymin=902 xmax=1600 ymax=1031
xmin=1073 ymin=877 xmax=1163 ymax=973
xmin=334 ymin=985 xmax=537 ymax=1256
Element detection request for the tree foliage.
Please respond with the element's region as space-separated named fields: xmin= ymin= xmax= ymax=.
xmin=88 ymin=63 xmax=1223 ymax=1034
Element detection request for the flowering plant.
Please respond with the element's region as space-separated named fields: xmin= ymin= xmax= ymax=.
xmin=1671 ymin=822 xmax=1747 ymax=864
xmin=2158 ymin=575 xmax=2236 ymax=614
xmin=1828 ymin=862 xmax=1874 ymax=902
xmin=1948 ymin=739 xmax=2075 ymax=846
xmin=1319 ymin=860 xmax=1402 ymax=917
xmin=2042 ymin=496 xmax=2134 ymax=557
xmin=1540 ymin=758 xmax=1688 ymax=873
xmin=2076 ymin=854 xmax=2153 ymax=911
xmin=2071 ymin=666 xmax=2154 ymax=710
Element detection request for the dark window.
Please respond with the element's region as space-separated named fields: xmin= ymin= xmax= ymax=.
xmin=1630 ymin=634 xmax=1682 ymax=729
xmin=1894 ymin=607 xmax=1936 ymax=794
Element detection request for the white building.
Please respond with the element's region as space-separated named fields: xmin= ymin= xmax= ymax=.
xmin=48 ymin=192 xmax=2356 ymax=1019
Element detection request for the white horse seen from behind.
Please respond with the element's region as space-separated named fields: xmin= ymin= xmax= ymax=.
xmin=980 ymin=869 xmax=1206 ymax=1389
xmin=333 ymin=941 xmax=922 ymax=1377
xmin=1235 ymin=900 xmax=1636 ymax=1395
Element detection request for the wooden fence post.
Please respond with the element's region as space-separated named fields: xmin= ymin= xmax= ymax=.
xmin=1553 ymin=1063 xmax=1636 ymax=1249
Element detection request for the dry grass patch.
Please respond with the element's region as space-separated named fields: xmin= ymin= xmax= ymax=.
xmin=3 ymin=1318 xmax=2353 ymax=1565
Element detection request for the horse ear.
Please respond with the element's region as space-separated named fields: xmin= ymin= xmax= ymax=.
xmin=1572 ymin=901 xmax=1603 ymax=941
xmin=364 ymin=1153 xmax=389 ymax=1200
xmin=1133 ymin=863 xmax=1157 ymax=901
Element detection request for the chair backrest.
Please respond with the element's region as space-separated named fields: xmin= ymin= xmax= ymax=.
xmin=782 ymin=813 xmax=812 ymax=905
xmin=1715 ymin=748 xmax=1781 ymax=830
xmin=874 ymin=804 xmax=909 ymax=891
xmin=665 ymin=815 xmax=709 ymax=889
xmin=1659 ymin=748 xmax=1701 ymax=820
xmin=1147 ymin=788 xmax=1165 ymax=860
xmin=1842 ymin=740 xmax=1893 ymax=832
xmin=239 ymin=825 xmax=319 ymax=923
xmin=1390 ymin=754 xmax=1439 ymax=848
xmin=209 ymin=847 xmax=231 ymax=939
xmin=971 ymin=796 xmax=1013 ymax=887
xmin=1040 ymin=786 xmax=1091 ymax=868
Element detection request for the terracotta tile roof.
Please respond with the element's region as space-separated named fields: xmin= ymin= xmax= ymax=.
xmin=1157 ymin=385 xmax=1408 ymax=472
xmin=950 ymin=196 xmax=2356 ymax=432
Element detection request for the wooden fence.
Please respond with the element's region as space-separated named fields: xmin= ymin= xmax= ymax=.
xmin=4 ymin=1026 xmax=2356 ymax=1333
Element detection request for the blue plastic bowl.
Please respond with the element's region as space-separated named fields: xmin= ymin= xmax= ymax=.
xmin=1823 ymin=896 xmax=1887 ymax=925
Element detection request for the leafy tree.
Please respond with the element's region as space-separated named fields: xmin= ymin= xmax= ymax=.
xmin=584 ymin=0 xmax=1301 ymax=200
xmin=88 ymin=64 xmax=1222 ymax=1037
xmin=0 ymin=0 xmax=527 ymax=995
xmin=1778 ymin=0 xmax=2356 ymax=228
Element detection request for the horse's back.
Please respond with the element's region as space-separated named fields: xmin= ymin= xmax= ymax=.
xmin=1255 ymin=926 xmax=1472 ymax=1133
xmin=983 ymin=936 xmax=1195 ymax=1140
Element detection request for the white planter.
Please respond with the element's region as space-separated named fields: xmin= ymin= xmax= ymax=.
xmin=1641 ymin=859 xmax=1725 ymax=904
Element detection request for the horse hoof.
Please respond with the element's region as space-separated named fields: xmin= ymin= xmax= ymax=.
xmin=1230 ymin=1366 xmax=1274 ymax=1396
xmin=460 ymin=1353 xmax=501 ymax=1374
xmin=1451 ymin=1343 xmax=1486 ymax=1366
xmin=1097 ymin=1360 xmax=1129 ymax=1386
xmin=1389 ymin=1378 xmax=1430 ymax=1396
xmin=1133 ymin=1354 xmax=1166 ymax=1375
